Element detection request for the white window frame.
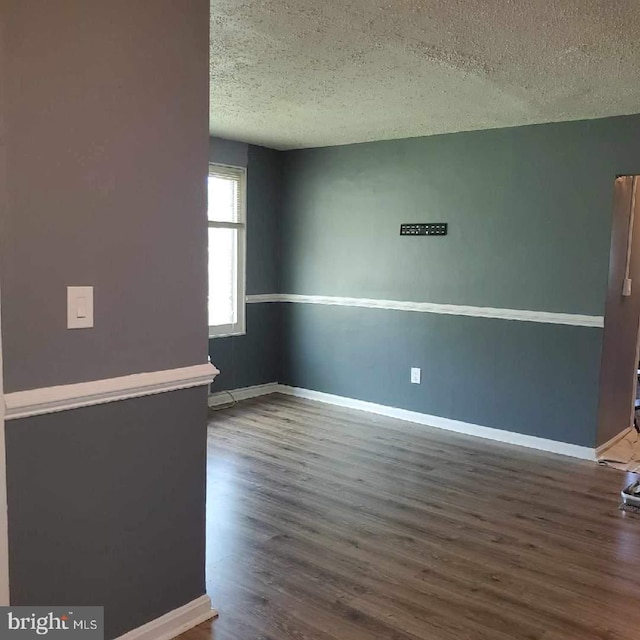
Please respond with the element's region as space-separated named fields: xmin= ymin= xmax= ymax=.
xmin=208 ymin=163 xmax=247 ymax=338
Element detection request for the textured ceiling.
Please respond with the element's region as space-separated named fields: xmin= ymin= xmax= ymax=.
xmin=209 ymin=0 xmax=640 ymax=150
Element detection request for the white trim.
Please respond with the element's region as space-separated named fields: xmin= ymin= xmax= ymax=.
xmin=204 ymin=382 xmax=595 ymax=460
xmin=245 ymin=294 xmax=603 ymax=328
xmin=209 ymin=382 xmax=278 ymax=407
xmin=630 ymin=301 xmax=640 ymax=439
xmin=208 ymin=163 xmax=247 ymax=339
xmin=115 ymin=594 xmax=216 ymax=640
xmin=247 ymin=294 xmax=280 ymax=304
xmin=4 ymin=363 xmax=219 ymax=420
xmin=277 ymin=385 xmax=596 ymax=460
xmin=208 ymin=328 xmax=246 ymax=339
xmin=596 ymin=426 xmax=633 ymax=458
xmin=0 ymin=272 xmax=9 ymax=604
xmin=208 ymin=382 xmax=279 ymax=407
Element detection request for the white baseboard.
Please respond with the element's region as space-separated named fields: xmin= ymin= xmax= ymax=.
xmin=277 ymin=385 xmax=596 ymax=461
xmin=115 ymin=595 xmax=216 ymax=640
xmin=596 ymin=427 xmax=633 ymax=458
xmin=208 ymin=382 xmax=279 ymax=407
xmin=206 ymin=382 xmax=595 ymax=460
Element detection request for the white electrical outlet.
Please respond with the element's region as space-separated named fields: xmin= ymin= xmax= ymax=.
xmin=411 ymin=367 xmax=421 ymax=384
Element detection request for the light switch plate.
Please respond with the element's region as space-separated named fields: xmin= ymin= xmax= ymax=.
xmin=411 ymin=367 xmax=421 ymax=384
xmin=67 ymin=286 xmax=94 ymax=329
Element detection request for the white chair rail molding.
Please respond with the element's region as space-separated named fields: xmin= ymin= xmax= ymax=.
xmin=4 ymin=363 xmax=220 ymax=420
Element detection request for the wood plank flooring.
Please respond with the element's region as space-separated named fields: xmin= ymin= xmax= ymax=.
xmin=180 ymin=394 xmax=640 ymax=640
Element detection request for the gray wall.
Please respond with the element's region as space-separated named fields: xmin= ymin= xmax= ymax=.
xmin=208 ymin=139 xmax=282 ymax=392
xmin=279 ymin=115 xmax=640 ymax=448
xmin=1 ymin=2 xmax=210 ymax=637
xmin=1 ymin=2 xmax=209 ymax=393
xmin=208 ymin=137 xmax=248 ymax=168
xmin=6 ymin=388 xmax=208 ymax=640
xmin=280 ymin=305 xmax=602 ymax=446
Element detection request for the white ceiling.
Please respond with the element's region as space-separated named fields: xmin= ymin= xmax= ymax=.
xmin=209 ymin=0 xmax=640 ymax=150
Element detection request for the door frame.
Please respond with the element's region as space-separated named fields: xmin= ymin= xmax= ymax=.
xmin=0 ymin=288 xmax=9 ymax=604
xmin=630 ymin=310 xmax=640 ymax=435
xmin=597 ymin=175 xmax=640 ymax=449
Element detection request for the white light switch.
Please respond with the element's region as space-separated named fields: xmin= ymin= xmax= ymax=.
xmin=67 ymin=286 xmax=94 ymax=329
xmin=76 ymin=297 xmax=87 ymax=318
xmin=411 ymin=367 xmax=421 ymax=384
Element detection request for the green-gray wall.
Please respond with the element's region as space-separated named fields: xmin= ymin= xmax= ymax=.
xmin=279 ymin=115 xmax=640 ymax=448
xmin=208 ymin=139 xmax=281 ymax=392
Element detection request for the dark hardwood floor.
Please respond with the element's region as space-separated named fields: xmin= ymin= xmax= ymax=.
xmin=180 ymin=393 xmax=639 ymax=640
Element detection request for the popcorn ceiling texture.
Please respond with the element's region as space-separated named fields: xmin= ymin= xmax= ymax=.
xmin=210 ymin=0 xmax=640 ymax=150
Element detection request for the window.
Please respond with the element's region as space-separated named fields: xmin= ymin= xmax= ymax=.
xmin=208 ymin=164 xmax=246 ymax=337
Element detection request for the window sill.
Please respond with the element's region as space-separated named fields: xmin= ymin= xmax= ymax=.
xmin=208 ymin=330 xmax=246 ymax=339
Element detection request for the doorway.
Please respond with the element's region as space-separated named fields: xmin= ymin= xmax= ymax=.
xmin=597 ymin=175 xmax=640 ymax=467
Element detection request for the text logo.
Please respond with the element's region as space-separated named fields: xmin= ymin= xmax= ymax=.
xmin=0 ymin=607 xmax=103 ymax=639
